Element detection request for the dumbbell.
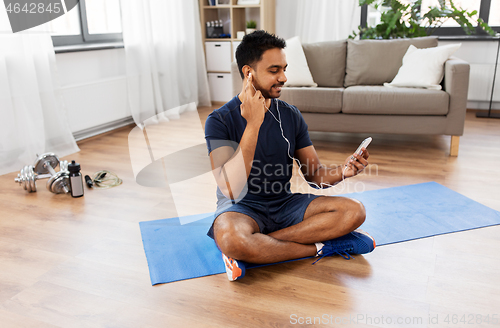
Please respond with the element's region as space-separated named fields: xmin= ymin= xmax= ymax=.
xmin=14 ymin=165 xmax=39 ymax=192
xmin=46 ymin=159 xmax=70 ymax=194
xmin=14 ymin=152 xmax=59 ymax=192
xmin=14 ymin=153 xmax=71 ymax=194
xmin=35 ymin=153 xmax=71 ymax=194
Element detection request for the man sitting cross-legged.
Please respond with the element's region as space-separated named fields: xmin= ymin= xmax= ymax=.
xmin=204 ymin=31 xmax=375 ymax=281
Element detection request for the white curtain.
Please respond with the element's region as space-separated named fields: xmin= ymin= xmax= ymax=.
xmin=0 ymin=33 xmax=80 ymax=175
xmin=276 ymin=0 xmax=361 ymax=43
xmin=120 ymin=0 xmax=211 ymax=128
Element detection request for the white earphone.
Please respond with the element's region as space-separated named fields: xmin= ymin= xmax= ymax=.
xmin=243 ymin=69 xmax=347 ymax=190
xmin=243 ymin=68 xmax=349 ymax=190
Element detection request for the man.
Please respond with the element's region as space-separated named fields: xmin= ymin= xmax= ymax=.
xmin=205 ymin=31 xmax=375 ymax=281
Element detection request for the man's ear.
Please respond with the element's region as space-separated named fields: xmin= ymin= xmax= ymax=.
xmin=242 ymin=65 xmax=252 ymax=79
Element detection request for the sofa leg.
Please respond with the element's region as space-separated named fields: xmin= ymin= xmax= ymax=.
xmin=450 ymin=136 xmax=460 ymax=157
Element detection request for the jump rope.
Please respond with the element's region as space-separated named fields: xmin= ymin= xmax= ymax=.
xmin=247 ymin=73 xmax=371 ymax=192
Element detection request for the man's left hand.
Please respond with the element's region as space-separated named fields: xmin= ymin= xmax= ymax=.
xmin=343 ymin=148 xmax=369 ymax=178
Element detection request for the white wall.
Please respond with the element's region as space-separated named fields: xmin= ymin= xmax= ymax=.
xmin=275 ymin=0 xmax=360 ymax=43
xmin=275 ymin=0 xmax=500 ymax=110
xmin=54 ymin=8 xmax=498 ymax=136
xmin=55 ymin=48 xmax=129 ymax=134
xmin=439 ymin=40 xmax=500 ymax=110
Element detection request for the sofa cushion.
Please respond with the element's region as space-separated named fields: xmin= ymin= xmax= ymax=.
xmin=385 ymin=43 xmax=461 ymax=90
xmin=302 ymin=40 xmax=347 ymax=88
xmin=284 ymin=36 xmax=317 ymax=87
xmin=280 ymin=87 xmax=343 ymax=114
xmin=344 ymin=36 xmax=439 ymax=87
xmin=342 ymin=86 xmax=449 ymax=115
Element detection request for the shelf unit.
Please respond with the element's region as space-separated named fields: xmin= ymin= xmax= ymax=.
xmin=200 ymin=0 xmax=275 ymax=46
xmin=199 ymin=0 xmax=275 ymax=102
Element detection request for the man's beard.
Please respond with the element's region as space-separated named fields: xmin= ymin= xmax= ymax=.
xmin=253 ymin=79 xmax=284 ymax=99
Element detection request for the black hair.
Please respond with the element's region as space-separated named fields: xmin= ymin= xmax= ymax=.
xmin=235 ymin=30 xmax=286 ymax=79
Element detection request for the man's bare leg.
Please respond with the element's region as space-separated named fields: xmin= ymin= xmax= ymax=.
xmin=213 ymin=196 xmax=365 ymax=264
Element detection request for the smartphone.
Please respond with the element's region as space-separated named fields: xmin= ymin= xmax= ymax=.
xmin=354 ymin=137 xmax=372 ymax=155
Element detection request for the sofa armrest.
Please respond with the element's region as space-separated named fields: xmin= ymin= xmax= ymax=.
xmin=444 ymin=56 xmax=470 ymax=136
xmin=231 ymin=62 xmax=242 ymax=98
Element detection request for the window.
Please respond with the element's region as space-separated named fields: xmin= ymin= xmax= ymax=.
xmin=51 ymin=0 xmax=122 ymax=47
xmin=421 ymin=0 xmax=481 ymax=27
xmin=85 ymin=0 xmax=122 ymax=35
xmin=44 ymin=4 xmax=81 ymax=36
xmin=361 ymin=0 xmax=500 ymax=36
xmin=489 ymin=0 xmax=500 ymax=26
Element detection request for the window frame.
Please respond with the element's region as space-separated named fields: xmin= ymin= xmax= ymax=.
xmin=360 ymin=0 xmax=500 ymax=37
xmin=51 ymin=0 xmax=123 ymax=48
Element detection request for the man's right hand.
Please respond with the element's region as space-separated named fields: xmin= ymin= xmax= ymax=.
xmin=240 ymin=73 xmax=266 ymax=128
xmin=211 ymin=73 xmax=265 ymax=200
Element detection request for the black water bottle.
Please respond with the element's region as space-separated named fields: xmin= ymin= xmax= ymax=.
xmin=68 ymin=160 xmax=84 ymax=198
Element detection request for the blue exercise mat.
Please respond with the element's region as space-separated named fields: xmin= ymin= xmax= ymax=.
xmin=140 ymin=182 xmax=500 ymax=285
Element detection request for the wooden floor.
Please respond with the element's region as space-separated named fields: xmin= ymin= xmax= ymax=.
xmin=1 ymin=108 xmax=500 ymax=327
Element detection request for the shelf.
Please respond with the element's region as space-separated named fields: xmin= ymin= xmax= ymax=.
xmin=205 ymin=38 xmax=244 ymax=42
xmin=205 ymin=38 xmax=233 ymax=41
xmin=199 ymin=0 xmax=275 ymax=102
xmin=438 ymin=35 xmax=500 ymax=42
xmin=203 ymin=5 xmax=231 ymax=9
xmin=204 ymin=5 xmax=260 ymax=8
xmin=232 ymin=5 xmax=261 ymax=8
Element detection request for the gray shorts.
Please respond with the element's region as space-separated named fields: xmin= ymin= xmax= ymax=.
xmin=207 ymin=193 xmax=320 ymax=239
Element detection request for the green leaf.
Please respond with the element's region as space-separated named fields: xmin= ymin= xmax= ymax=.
xmin=359 ymin=0 xmax=378 ymax=6
xmin=354 ymin=0 xmax=495 ymax=39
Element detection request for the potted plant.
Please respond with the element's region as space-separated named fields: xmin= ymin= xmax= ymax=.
xmin=246 ymin=20 xmax=257 ymax=35
xmin=350 ymin=0 xmax=496 ymax=39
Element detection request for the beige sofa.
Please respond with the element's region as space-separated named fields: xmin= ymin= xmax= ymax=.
xmin=231 ymin=37 xmax=470 ymax=156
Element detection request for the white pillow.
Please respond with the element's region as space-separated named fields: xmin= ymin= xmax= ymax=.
xmin=384 ymin=43 xmax=461 ymax=90
xmin=284 ymin=36 xmax=317 ymax=87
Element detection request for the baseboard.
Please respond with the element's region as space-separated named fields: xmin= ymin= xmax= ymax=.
xmin=211 ymin=101 xmax=226 ymax=107
xmin=467 ymin=101 xmax=500 ymax=110
xmin=73 ymin=116 xmax=135 ymax=141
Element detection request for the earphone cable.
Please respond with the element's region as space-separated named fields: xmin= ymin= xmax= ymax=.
xmin=250 ymin=82 xmax=348 ymax=191
xmin=269 ymin=98 xmax=348 ymax=192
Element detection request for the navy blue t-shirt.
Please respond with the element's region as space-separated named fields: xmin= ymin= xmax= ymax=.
xmin=205 ymin=95 xmax=313 ymax=202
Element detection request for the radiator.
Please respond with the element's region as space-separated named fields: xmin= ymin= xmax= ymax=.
xmin=468 ymin=63 xmax=500 ymax=102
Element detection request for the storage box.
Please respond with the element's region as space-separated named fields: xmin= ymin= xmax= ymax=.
xmin=208 ymin=73 xmax=232 ymax=102
xmin=205 ymin=41 xmax=231 ymax=72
